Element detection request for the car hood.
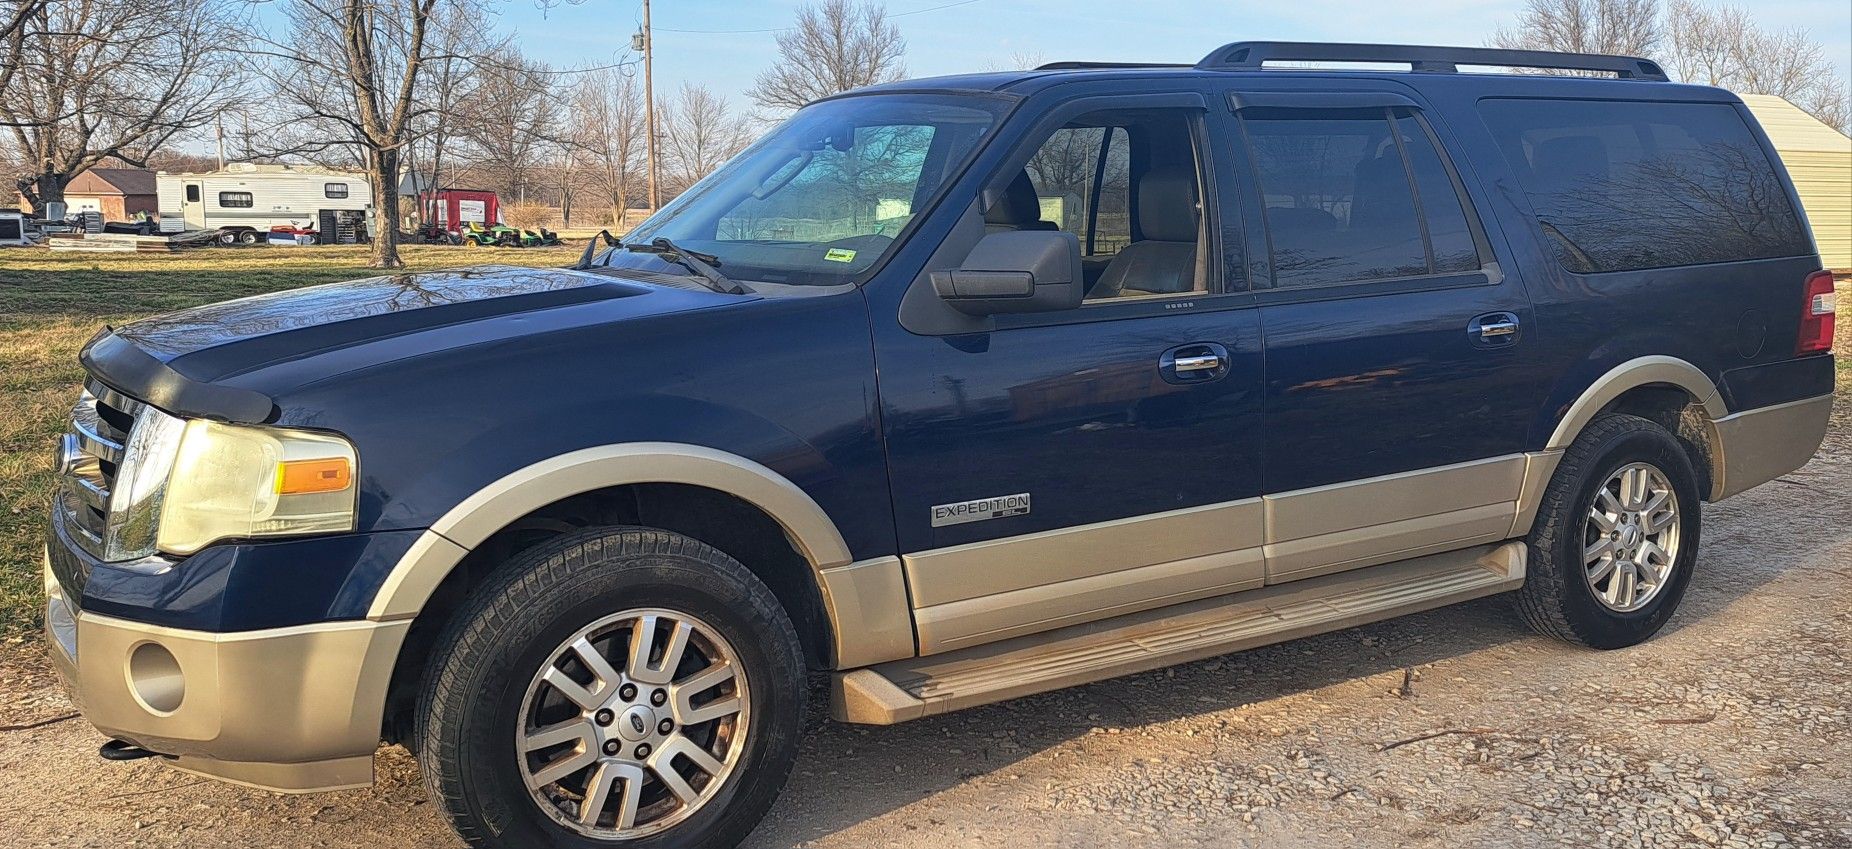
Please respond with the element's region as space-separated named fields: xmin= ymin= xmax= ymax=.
xmin=81 ymin=264 xmax=737 ymax=422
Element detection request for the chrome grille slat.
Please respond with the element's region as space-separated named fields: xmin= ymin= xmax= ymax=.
xmin=71 ymin=471 xmax=109 ymax=512
xmin=70 ymin=409 xmax=125 ymax=464
xmin=58 ymin=385 xmax=141 ymax=560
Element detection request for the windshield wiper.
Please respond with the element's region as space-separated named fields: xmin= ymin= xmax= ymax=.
xmin=624 ymin=238 xmax=751 ymax=295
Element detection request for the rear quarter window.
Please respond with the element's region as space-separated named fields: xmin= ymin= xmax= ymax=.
xmin=1479 ymin=98 xmax=1810 ymax=273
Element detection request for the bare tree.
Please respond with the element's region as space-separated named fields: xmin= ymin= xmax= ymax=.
xmin=983 ymin=49 xmax=1048 ymax=72
xmin=660 ymin=83 xmax=751 ymax=195
xmin=1491 ymin=0 xmax=1661 ymax=65
xmin=2 ymin=0 xmax=242 ymax=211
xmin=249 ymin=0 xmax=450 ymax=268
xmin=1666 ymin=0 xmax=1849 ymax=132
xmin=746 ymin=0 xmax=905 ymax=112
xmin=570 ymin=65 xmax=646 ymax=227
xmin=0 ymin=0 xmax=49 ymax=98
xmin=457 ymin=46 xmax=560 ymax=204
xmin=403 ymin=10 xmax=500 ymax=230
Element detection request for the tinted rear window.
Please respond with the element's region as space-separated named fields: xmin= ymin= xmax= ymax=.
xmin=1243 ymin=107 xmax=1484 ymax=288
xmin=1480 ymin=99 xmax=1809 ymax=273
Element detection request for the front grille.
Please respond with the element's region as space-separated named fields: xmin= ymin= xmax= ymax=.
xmin=56 ymin=382 xmax=144 ymax=559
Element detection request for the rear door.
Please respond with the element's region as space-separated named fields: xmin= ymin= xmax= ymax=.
xmin=1221 ymin=81 xmax=1547 ymax=583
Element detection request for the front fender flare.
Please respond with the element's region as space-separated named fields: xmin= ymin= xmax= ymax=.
xmin=364 ymin=442 xmax=855 ymax=621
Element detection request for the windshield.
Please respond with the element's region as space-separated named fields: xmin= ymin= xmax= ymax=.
xmin=608 ymin=94 xmax=1004 ymax=287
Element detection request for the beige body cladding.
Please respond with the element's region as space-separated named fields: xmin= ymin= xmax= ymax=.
xmin=48 ymin=357 xmax=1832 ymax=791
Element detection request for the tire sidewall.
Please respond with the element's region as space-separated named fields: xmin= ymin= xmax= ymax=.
xmin=1551 ymin=425 xmax=1702 ymax=648
xmin=430 ymin=535 xmax=804 ymax=849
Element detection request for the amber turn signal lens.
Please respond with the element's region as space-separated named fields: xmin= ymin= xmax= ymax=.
xmin=276 ymin=458 xmax=353 ymax=494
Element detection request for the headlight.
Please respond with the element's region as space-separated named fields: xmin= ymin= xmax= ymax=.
xmin=155 ymin=420 xmax=359 ymax=555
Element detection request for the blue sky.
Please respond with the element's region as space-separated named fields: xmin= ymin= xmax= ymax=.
xmin=502 ymin=0 xmax=1852 ymax=114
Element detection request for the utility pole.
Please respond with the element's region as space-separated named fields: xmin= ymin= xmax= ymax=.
xmin=642 ymin=0 xmax=659 ymax=212
xmin=215 ymin=115 xmax=226 ymax=170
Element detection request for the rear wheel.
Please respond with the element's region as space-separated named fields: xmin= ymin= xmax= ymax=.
xmin=417 ymin=527 xmax=805 ymax=848
xmin=1516 ymin=413 xmax=1702 ymax=648
xmin=236 ymin=229 xmax=261 ymax=245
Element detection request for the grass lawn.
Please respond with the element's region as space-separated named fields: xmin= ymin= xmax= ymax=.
xmin=0 ymin=243 xmax=580 ymax=641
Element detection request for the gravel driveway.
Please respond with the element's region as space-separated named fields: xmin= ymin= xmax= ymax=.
xmin=3 ymin=406 xmax=1848 ymax=849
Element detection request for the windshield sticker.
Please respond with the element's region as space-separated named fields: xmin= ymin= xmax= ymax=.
xmin=823 ymin=248 xmax=857 ymax=263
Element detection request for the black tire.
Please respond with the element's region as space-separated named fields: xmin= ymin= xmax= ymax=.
xmin=417 ymin=527 xmax=806 ymax=849
xmin=1515 ymin=413 xmax=1702 ymax=649
xmin=237 ymin=230 xmax=261 ymax=245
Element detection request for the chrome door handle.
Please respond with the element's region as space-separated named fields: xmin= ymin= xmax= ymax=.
xmin=1469 ymin=312 xmax=1521 ymax=347
xmin=1173 ymin=354 xmax=1222 ymax=372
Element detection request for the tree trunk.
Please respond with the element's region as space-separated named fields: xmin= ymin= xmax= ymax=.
xmin=25 ymin=171 xmax=71 ymax=216
xmin=369 ymin=147 xmax=403 ymax=268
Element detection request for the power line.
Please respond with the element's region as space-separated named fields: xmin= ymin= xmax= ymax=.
xmin=655 ymin=0 xmax=983 ymax=34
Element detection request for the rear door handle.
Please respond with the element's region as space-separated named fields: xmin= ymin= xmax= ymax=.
xmin=1173 ymin=354 xmax=1221 ymax=372
xmin=1469 ymin=312 xmax=1521 ymax=347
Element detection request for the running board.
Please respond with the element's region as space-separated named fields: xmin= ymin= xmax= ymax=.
xmin=832 ymin=541 xmax=1526 ymax=724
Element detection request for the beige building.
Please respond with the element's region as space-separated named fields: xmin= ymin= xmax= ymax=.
xmin=1741 ymin=94 xmax=1852 ymax=271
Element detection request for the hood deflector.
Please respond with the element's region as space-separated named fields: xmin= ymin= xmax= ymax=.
xmin=81 ymin=329 xmax=279 ymax=423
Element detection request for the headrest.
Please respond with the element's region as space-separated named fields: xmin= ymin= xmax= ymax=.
xmin=1137 ymin=170 xmax=1197 ymax=243
xmin=985 ymin=171 xmax=1051 ymax=229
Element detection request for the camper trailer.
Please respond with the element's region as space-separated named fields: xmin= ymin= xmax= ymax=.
xmin=156 ymin=163 xmax=372 ymax=244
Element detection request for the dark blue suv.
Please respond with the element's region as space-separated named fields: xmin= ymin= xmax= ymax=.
xmin=44 ymin=42 xmax=1836 ymax=848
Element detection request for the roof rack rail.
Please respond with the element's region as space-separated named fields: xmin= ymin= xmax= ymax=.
xmin=1194 ymin=41 xmax=1669 ymax=81
xmin=1036 ymin=61 xmax=1190 ymax=70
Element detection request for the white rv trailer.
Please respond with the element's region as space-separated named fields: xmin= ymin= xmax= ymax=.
xmin=156 ymin=163 xmax=372 ymax=244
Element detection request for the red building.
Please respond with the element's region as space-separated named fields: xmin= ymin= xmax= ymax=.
xmin=419 ymin=188 xmax=500 ymax=233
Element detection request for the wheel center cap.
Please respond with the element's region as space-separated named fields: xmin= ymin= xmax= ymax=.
xmin=616 ymin=705 xmax=656 ymax=743
xmin=1618 ymin=524 xmax=1643 ymax=549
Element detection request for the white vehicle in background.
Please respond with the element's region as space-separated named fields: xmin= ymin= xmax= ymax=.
xmin=157 ymin=163 xmax=372 ymax=244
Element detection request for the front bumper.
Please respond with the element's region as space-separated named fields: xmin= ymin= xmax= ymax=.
xmin=44 ymin=552 xmax=408 ymax=793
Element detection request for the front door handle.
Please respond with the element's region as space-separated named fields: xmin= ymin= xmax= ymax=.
xmin=1160 ymin=343 xmax=1231 ymax=384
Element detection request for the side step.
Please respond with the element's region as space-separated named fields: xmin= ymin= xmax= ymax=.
xmin=832 ymin=541 xmax=1525 ymax=724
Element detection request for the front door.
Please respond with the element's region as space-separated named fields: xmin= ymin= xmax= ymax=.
xmin=874 ymin=97 xmax=1268 ymax=654
xmin=181 ymin=182 xmax=206 ymax=229
xmin=1224 ymin=83 xmax=1546 ymax=584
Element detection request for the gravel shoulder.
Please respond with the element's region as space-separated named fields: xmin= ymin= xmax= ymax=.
xmin=3 ymin=412 xmax=1849 ymax=849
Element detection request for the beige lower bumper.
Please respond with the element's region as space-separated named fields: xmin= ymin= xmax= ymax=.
xmin=44 ymin=557 xmax=408 ymax=793
xmin=1710 ymin=394 xmax=1835 ymax=500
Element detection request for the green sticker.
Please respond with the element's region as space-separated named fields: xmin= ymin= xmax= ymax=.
xmin=823 ymin=248 xmax=857 ymax=263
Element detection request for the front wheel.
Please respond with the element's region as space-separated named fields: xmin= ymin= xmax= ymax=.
xmin=1516 ymin=413 xmax=1702 ymax=649
xmin=417 ymin=528 xmax=806 ymax=848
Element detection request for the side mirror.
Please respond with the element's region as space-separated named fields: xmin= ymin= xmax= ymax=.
xmin=931 ymin=230 xmax=1083 ymax=316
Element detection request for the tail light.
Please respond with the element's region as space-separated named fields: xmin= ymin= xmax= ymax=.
xmin=1799 ymin=270 xmax=1836 ymax=355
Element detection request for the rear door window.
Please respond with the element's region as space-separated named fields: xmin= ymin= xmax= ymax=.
xmin=1479 ymin=99 xmax=1810 ymax=273
xmin=1241 ymin=107 xmax=1484 ymax=288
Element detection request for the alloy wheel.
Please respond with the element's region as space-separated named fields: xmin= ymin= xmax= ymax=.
xmin=1583 ymin=462 xmax=1682 ymax=613
xmin=516 ymin=608 xmax=749 ymax=839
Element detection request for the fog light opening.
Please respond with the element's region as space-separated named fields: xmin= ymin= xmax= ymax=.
xmin=127 ymin=642 xmax=185 ymax=715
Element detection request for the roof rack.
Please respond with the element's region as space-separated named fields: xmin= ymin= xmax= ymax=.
xmin=1036 ymin=61 xmax=1190 ymax=70
xmin=1194 ymin=41 xmax=1669 ymax=81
